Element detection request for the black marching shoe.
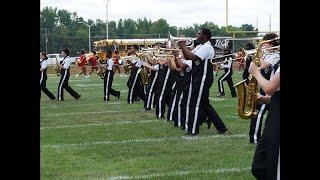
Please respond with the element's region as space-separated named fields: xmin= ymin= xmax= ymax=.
xmin=75 ymin=95 xmax=81 ymax=100
xmin=217 ymin=93 xmax=225 ymax=97
xmin=191 ymin=133 xmax=198 ymax=136
xmin=117 ymin=93 xmax=121 ymax=100
xmin=217 ymin=128 xmax=228 ymax=134
xmin=207 ymin=121 xmax=211 ymax=129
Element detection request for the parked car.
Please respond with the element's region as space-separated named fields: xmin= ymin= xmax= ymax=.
xmin=47 ymin=54 xmax=64 ymax=65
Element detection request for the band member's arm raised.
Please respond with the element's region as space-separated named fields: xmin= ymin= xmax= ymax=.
xmin=171 ymin=50 xmax=185 ymax=70
xmin=259 ymin=53 xmax=280 ymax=70
xmin=249 ymin=62 xmax=280 ymax=95
xmin=96 ymin=59 xmax=106 ymax=70
xmin=220 ymin=57 xmax=232 ymax=69
xmin=257 ymin=94 xmax=271 ymax=104
xmin=142 ymin=62 xmax=158 ymax=71
xmin=56 ymin=58 xmax=69 ymax=70
xmin=178 ymin=41 xmax=201 ymax=61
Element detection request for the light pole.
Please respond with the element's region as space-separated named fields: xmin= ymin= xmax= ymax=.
xmin=106 ymin=0 xmax=110 ymax=39
xmin=79 ymin=22 xmax=94 ymax=52
xmin=45 ymin=28 xmax=48 ymax=53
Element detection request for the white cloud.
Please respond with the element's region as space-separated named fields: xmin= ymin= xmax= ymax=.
xmin=40 ymin=0 xmax=279 ymax=31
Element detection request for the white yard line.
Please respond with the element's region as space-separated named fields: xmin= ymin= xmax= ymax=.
xmin=41 ymin=102 xmax=123 ymax=108
xmin=41 ymin=109 xmax=144 ymax=117
xmin=41 ymin=134 xmax=246 ymax=148
xmin=209 ymin=97 xmax=226 ymax=101
xmin=41 ymin=120 xmax=156 ymax=129
xmin=106 ymin=167 xmax=251 ymax=180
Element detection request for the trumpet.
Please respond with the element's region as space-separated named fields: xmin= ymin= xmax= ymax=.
xmin=169 ymin=32 xmax=194 ymax=48
xmin=120 ymin=55 xmax=140 ymax=65
xmin=154 ymin=54 xmax=174 ymax=57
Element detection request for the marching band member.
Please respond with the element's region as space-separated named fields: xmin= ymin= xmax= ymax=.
xmin=167 ymin=51 xmax=192 ymax=129
xmin=143 ymin=56 xmax=160 ymax=111
xmin=217 ymin=47 xmax=237 ymax=98
xmin=75 ymin=50 xmax=88 ymax=78
xmin=249 ymin=60 xmax=280 ymax=180
xmin=113 ymin=50 xmax=122 ymax=76
xmin=40 ymin=52 xmax=56 ymax=100
xmin=153 ymin=58 xmax=175 ymax=119
xmin=249 ymin=33 xmax=280 ymax=144
xmin=56 ymin=48 xmax=81 ymax=101
xmin=237 ymin=48 xmax=245 ymax=73
xmin=98 ymin=50 xmax=120 ymax=102
xmin=127 ymin=45 xmax=145 ymax=104
xmin=178 ymin=28 xmax=228 ymax=135
xmin=87 ymin=51 xmax=99 ymax=77
xmin=242 ymin=42 xmax=255 ymax=84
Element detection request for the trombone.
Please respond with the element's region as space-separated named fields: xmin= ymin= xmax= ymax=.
xmin=210 ymin=45 xmax=280 ymax=65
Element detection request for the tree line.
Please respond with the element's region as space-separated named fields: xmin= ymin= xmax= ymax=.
xmin=41 ymin=7 xmax=258 ymax=55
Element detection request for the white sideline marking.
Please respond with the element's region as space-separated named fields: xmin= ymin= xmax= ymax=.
xmin=41 ymin=120 xmax=156 ymax=129
xmin=224 ymin=115 xmax=239 ymax=119
xmin=74 ymin=83 xmax=103 ymax=87
xmin=41 ymin=102 xmax=122 ymax=108
xmin=41 ymin=110 xmax=143 ymax=117
xmin=48 ymin=83 xmax=119 ymax=87
xmin=209 ymin=97 xmax=226 ymax=101
xmin=41 ymin=134 xmax=246 ymax=148
xmin=106 ymin=167 xmax=251 ymax=180
xmin=224 ymin=104 xmax=236 ymax=107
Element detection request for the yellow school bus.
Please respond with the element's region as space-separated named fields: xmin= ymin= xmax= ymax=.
xmin=93 ymin=38 xmax=168 ymax=58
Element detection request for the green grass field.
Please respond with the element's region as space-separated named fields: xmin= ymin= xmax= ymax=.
xmin=41 ymin=71 xmax=258 ymax=179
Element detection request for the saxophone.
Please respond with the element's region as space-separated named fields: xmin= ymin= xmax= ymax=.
xmin=140 ymin=68 xmax=148 ymax=85
xmin=53 ymin=57 xmax=61 ymax=76
xmin=234 ymin=37 xmax=279 ymax=119
xmin=138 ymin=53 xmax=149 ymax=85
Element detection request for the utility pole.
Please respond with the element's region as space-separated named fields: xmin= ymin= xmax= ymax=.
xmin=269 ymin=13 xmax=271 ymax=32
xmin=45 ymin=28 xmax=48 ymax=53
xmin=106 ymin=0 xmax=110 ymax=39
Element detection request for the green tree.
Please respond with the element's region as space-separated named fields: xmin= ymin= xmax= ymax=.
xmin=117 ymin=19 xmax=124 ymax=38
xmin=150 ymin=18 xmax=170 ymax=38
xmin=41 ymin=7 xmax=58 ymax=30
xmin=123 ymin=18 xmax=136 ymax=38
xmin=57 ymin=9 xmax=72 ymax=28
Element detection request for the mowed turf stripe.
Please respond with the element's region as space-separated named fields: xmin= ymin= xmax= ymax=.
xmin=106 ymin=167 xmax=251 ymax=180
xmin=41 ymin=134 xmax=246 ymax=148
xmin=41 ymin=119 xmax=156 ymax=129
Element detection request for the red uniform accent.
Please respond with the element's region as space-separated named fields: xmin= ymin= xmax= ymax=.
xmin=88 ymin=56 xmax=97 ymax=67
xmin=112 ymin=54 xmax=120 ymax=65
xmin=78 ymin=55 xmax=87 ymax=66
